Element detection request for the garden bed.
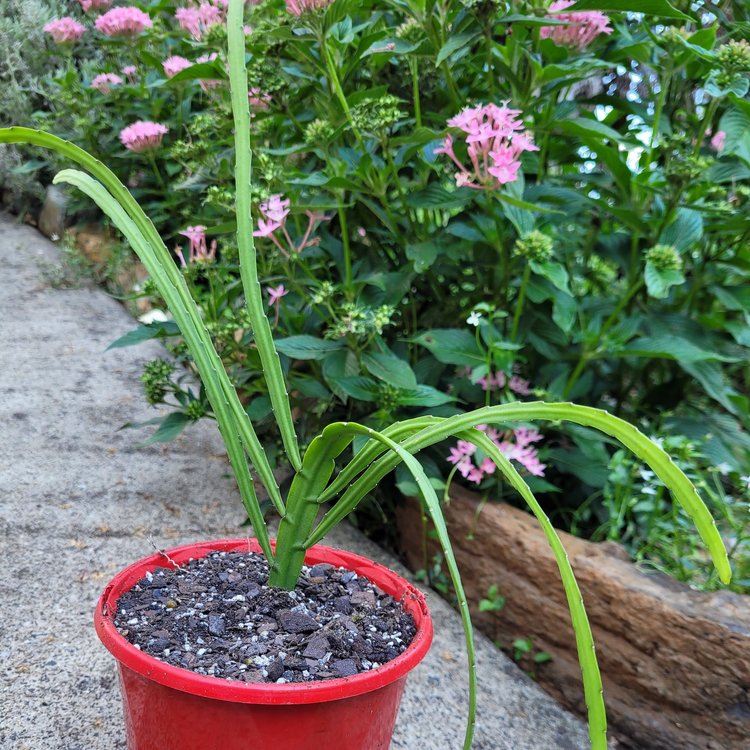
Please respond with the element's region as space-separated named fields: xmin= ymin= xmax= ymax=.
xmin=396 ymin=487 xmax=750 ymax=750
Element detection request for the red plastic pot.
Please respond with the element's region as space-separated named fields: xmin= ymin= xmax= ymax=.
xmin=95 ymin=538 xmax=433 ymax=750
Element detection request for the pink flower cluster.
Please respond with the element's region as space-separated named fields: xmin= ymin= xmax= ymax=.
xmin=119 ymin=121 xmax=168 ymax=153
xmin=249 ymin=88 xmax=272 ymax=111
xmin=475 ymin=370 xmax=531 ymax=395
xmin=447 ymin=426 xmax=546 ymax=484
xmin=436 ymin=103 xmax=538 ymax=190
xmin=78 ymin=0 xmax=113 ymax=11
xmin=163 ymin=55 xmax=192 ymax=78
xmin=95 ymin=7 xmax=153 ymax=37
xmin=253 ymin=195 xmax=331 ymax=258
xmin=540 ymin=1 xmax=612 ymax=51
xmin=122 ymin=65 xmax=138 ymax=81
xmin=286 ymin=0 xmax=333 ymax=15
xmin=43 ymin=17 xmax=86 ymax=44
xmin=175 ymin=226 xmax=216 ymax=266
xmin=91 ymin=73 xmax=123 ymax=94
xmin=175 ymin=2 xmax=225 ymax=40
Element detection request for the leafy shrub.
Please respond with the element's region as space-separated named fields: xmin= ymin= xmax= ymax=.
xmin=9 ymin=0 xmax=750 ymax=588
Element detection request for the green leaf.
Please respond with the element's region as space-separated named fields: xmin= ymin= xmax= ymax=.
xmin=718 ymin=107 xmax=750 ymax=154
xmin=644 ymin=262 xmax=684 ymax=299
xmin=308 ymin=423 xmax=478 ymax=750
xmin=568 ymin=0 xmax=691 ymax=20
xmin=336 ymin=376 xmax=380 ymax=401
xmin=167 ymin=62 xmax=226 ymax=84
xmin=228 ymin=0 xmax=301 ymax=473
xmin=619 ymin=336 xmax=740 ymax=363
xmin=552 ymin=290 xmax=577 ymax=334
xmin=139 ymin=412 xmax=191 ymax=446
xmin=558 ymin=118 xmax=623 ymax=143
xmin=49 ymin=164 xmax=277 ymax=554
xmin=412 ymin=329 xmax=485 ymax=366
xmin=288 ymin=375 xmax=330 ymax=400
xmin=245 ymin=395 xmax=272 ymax=421
xmin=397 ymin=385 xmax=454 ymax=407
xmin=406 ymin=184 xmax=474 ymax=210
xmin=659 ymin=208 xmax=703 ymax=252
xmin=106 ymin=321 xmax=180 ymax=350
xmin=362 ymin=38 xmax=421 ymax=57
xmin=274 ymin=335 xmax=345 ymax=360
xmin=435 ymin=32 xmax=480 ymax=66
xmin=362 ymin=350 xmax=418 ymax=390
xmin=530 ymin=260 xmax=571 ymax=295
xmin=406 ymin=240 xmax=440 ymax=272
xmin=679 ymin=360 xmax=742 ymax=416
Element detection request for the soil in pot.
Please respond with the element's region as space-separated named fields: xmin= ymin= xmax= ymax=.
xmin=114 ymin=550 xmax=417 ymax=684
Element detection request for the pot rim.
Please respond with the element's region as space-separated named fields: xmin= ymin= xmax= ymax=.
xmin=94 ymin=538 xmax=433 ymax=705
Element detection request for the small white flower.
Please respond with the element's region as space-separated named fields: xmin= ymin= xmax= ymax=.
xmin=716 ymin=462 xmax=732 ymax=476
xmin=639 ymin=469 xmax=655 ymax=482
xmin=740 ymin=475 xmax=750 ymax=491
xmin=467 ymin=311 xmax=482 ymax=327
xmin=642 ymin=486 xmax=657 ymax=496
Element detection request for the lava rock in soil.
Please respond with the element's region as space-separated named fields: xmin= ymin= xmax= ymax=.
xmin=114 ymin=551 xmax=417 ymax=684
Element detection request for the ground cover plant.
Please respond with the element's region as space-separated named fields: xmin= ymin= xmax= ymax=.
xmin=20 ymin=0 xmax=750 ymax=592
xmin=0 ymin=1 xmax=736 ymax=747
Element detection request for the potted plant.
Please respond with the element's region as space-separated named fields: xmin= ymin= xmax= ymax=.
xmin=0 ymin=1 xmax=732 ymax=748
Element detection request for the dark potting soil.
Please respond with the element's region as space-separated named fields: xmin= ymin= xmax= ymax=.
xmin=114 ymin=550 xmax=417 ymax=684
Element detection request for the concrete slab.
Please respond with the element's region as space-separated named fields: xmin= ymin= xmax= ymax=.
xmin=0 ymin=215 xmax=593 ymax=749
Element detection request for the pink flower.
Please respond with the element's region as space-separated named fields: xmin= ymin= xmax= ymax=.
xmin=253 ymin=195 xmax=330 ymax=256
xmin=163 ymin=56 xmax=192 ymax=78
xmin=254 ymin=218 xmax=282 ymax=238
xmin=122 ymin=65 xmax=138 ymax=81
xmin=175 ymin=2 xmax=225 ymax=40
xmin=711 ymin=130 xmax=726 ymax=152
xmin=249 ymin=88 xmax=271 ymax=110
xmin=438 ymin=103 xmax=538 ymax=190
xmin=476 ymin=371 xmax=506 ymax=392
xmin=177 ymin=225 xmax=217 ymax=263
xmin=446 ymin=424 xmax=546 ymax=484
xmin=514 ymin=428 xmax=543 ymax=447
xmin=286 ymin=0 xmax=333 ymax=15
xmin=263 ymin=195 xmax=291 ymax=223
xmin=78 ymin=0 xmax=113 ymax=11
xmin=540 ymin=1 xmax=612 ymax=51
xmin=267 ymin=284 xmax=289 ymax=325
xmin=119 ymin=121 xmax=168 ymax=153
xmin=509 ymin=375 xmax=531 ymax=395
xmin=95 ymin=7 xmax=153 ymax=37
xmin=267 ymin=284 xmax=289 ymax=305
xmin=456 ymin=440 xmax=477 ymax=457
xmin=357 ymin=227 xmax=367 ymax=238
xmin=90 ymin=73 xmax=123 ymax=94
xmin=43 ymin=17 xmax=86 ymax=44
